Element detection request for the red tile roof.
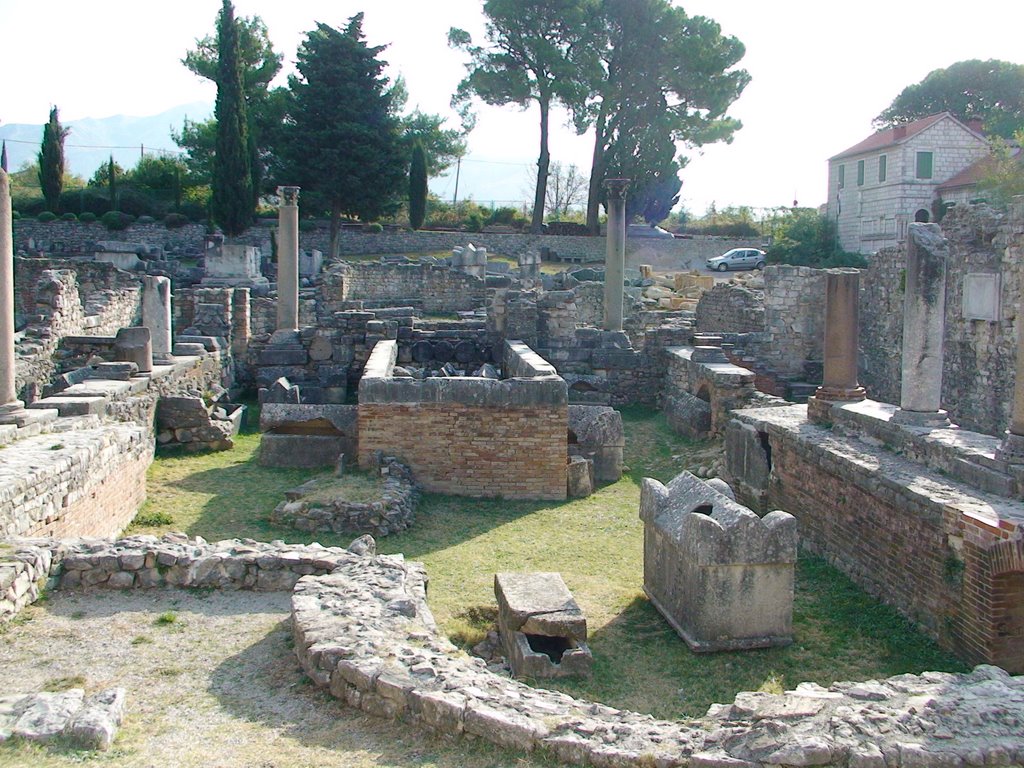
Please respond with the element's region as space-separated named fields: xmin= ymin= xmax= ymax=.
xmin=829 ymin=113 xmax=982 ymax=161
xmin=937 ymin=146 xmax=1022 ymax=191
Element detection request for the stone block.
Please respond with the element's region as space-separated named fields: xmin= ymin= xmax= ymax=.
xmin=566 ymin=456 xmax=594 ymax=498
xmin=259 ymin=434 xmax=350 ymax=468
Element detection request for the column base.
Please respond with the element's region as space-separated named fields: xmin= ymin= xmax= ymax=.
xmin=807 ymin=388 xmax=866 ymax=424
xmin=0 ymin=401 xmax=55 ymax=428
xmin=996 ymin=431 xmax=1024 ymax=464
xmin=891 ymin=408 xmax=951 ymax=429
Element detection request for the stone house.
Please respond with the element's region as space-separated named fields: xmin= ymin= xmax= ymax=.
xmin=826 ymin=112 xmax=989 ymax=253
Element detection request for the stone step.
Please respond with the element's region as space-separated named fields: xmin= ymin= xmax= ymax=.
xmin=28 ymin=396 xmax=108 ymax=417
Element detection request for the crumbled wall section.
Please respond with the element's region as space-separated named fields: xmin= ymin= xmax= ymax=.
xmin=358 ymin=340 xmax=567 ymax=499
xmin=321 ymin=262 xmax=487 ymax=314
xmin=0 ymin=424 xmax=152 ymax=540
xmin=761 ymin=265 xmax=826 ymax=376
xmin=694 ymin=282 xmax=765 ymax=334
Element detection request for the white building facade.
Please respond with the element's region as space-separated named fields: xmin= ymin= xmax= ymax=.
xmin=826 ymin=113 xmax=989 ymax=254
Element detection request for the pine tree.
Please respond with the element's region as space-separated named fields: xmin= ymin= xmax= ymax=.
xmin=37 ymin=107 xmax=69 ymax=213
xmin=409 ymin=142 xmax=428 ymax=230
xmin=211 ymin=0 xmax=253 ymax=237
xmin=280 ymin=15 xmax=406 ymax=258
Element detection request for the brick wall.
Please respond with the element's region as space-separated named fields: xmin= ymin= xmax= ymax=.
xmin=357 ymin=402 xmax=567 ymax=499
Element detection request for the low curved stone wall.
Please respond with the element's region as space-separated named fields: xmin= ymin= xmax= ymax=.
xmin=272 ymin=457 xmax=418 ymax=537
xmin=3 ymin=534 xmax=1022 ymax=767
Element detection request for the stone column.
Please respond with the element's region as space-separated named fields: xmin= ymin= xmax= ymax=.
xmin=808 ymin=268 xmax=866 ymax=423
xmin=0 ymin=169 xmax=27 ymax=424
xmin=276 ymin=186 xmax=300 ymax=332
xmin=892 ymin=223 xmax=951 ymax=428
xmin=143 ymin=275 xmax=173 ymax=363
xmin=603 ymin=178 xmax=629 ymax=332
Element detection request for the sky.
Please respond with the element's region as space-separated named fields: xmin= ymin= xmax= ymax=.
xmin=1 ymin=0 xmax=1022 ymax=217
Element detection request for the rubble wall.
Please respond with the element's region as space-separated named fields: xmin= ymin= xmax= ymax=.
xmin=694 ymin=282 xmax=765 ymax=334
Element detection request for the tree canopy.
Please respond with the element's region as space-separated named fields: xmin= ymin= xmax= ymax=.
xmin=875 ymin=59 xmax=1024 ymax=139
xmin=580 ymin=0 xmax=749 ymax=231
xmin=450 ymin=0 xmax=600 ymax=233
xmin=210 ymin=0 xmax=253 ymax=237
xmin=279 ymin=15 xmax=406 ymax=257
xmin=37 ymin=107 xmax=69 ymax=214
xmin=766 ymin=210 xmax=865 ymax=268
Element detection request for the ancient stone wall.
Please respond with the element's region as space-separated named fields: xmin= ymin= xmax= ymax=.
xmin=694 ymin=282 xmax=765 ymax=334
xmin=761 ymin=265 xmax=826 ymax=377
xmin=663 ymin=347 xmax=758 ymax=437
xmin=358 ymin=340 xmax=568 ymax=499
xmin=14 ymin=259 xmax=143 ymax=401
xmin=321 ymin=262 xmax=487 ymax=314
xmin=860 ymin=202 xmax=1024 ymax=436
xmin=13 ymin=220 xmax=208 ymax=255
xmin=0 ymin=423 xmax=152 ymax=540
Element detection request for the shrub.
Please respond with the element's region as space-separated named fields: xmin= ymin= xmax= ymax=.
xmin=101 ymin=210 xmax=135 ymax=231
xmin=79 ymin=212 xmax=97 ymax=223
xmin=11 ymin=210 xmax=20 ymax=220
xmin=59 ymin=188 xmax=110 ymax=217
xmin=13 ymin=197 xmax=47 ymax=217
xmin=37 ymin=211 xmax=58 ymax=223
xmin=298 ymin=219 xmax=319 ymax=232
xmin=365 ymin=222 xmax=383 ymax=233
xmin=61 ymin=212 xmax=77 ymax=221
xmin=136 ymin=215 xmax=156 ymax=224
xmin=164 ymin=213 xmax=189 ymax=229
xmin=177 ymin=200 xmax=207 ymax=222
xmin=465 ymin=213 xmax=483 ymax=233
xmin=545 ymin=221 xmax=590 ymax=236
xmin=766 ymin=211 xmax=867 ymax=268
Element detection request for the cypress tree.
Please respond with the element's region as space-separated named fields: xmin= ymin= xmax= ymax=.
xmin=409 ymin=142 xmax=428 ymax=230
xmin=108 ymin=155 xmax=118 ymax=211
xmin=1 ymin=141 xmax=7 ymax=173
xmin=38 ymin=107 xmax=68 ymax=213
xmin=211 ymin=0 xmax=253 ymax=237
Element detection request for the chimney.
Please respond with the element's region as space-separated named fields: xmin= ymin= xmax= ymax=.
xmin=893 ymin=126 xmax=907 ymax=140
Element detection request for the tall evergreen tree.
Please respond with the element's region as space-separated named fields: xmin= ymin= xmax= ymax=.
xmin=211 ymin=0 xmax=253 ymax=237
xmin=279 ymin=15 xmax=406 ymax=258
xmin=37 ymin=107 xmax=69 ymax=213
xmin=108 ymin=155 xmax=118 ymax=211
xmin=1 ymin=141 xmax=7 ymax=173
xmin=408 ymin=142 xmax=428 ymax=230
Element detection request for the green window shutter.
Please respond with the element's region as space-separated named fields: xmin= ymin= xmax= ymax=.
xmin=916 ymin=151 xmax=933 ymax=179
xmin=879 ymin=155 xmax=887 ymax=182
xmin=857 ymin=160 xmax=865 ymax=186
xmin=838 ymin=165 xmax=845 ymax=189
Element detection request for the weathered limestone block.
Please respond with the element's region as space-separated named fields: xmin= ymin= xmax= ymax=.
xmin=566 ymin=455 xmax=593 ymax=498
xmin=568 ymin=405 xmax=624 ymax=483
xmin=494 ymin=571 xmax=592 ymax=679
xmin=640 ymin=470 xmax=797 ymax=651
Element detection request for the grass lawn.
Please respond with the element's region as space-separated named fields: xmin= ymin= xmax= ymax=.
xmin=134 ymin=404 xmax=966 ymax=720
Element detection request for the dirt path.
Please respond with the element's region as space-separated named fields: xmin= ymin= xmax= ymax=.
xmin=0 ymin=589 xmax=550 ymax=768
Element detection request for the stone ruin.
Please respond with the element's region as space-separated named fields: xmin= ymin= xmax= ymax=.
xmin=494 ymin=571 xmax=593 ymax=679
xmin=640 ymin=471 xmax=797 ymax=651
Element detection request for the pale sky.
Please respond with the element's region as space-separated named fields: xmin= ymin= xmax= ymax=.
xmin=2 ymin=0 xmax=1022 ymax=217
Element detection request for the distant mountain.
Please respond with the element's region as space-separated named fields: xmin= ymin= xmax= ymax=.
xmin=0 ymin=102 xmax=213 ymax=179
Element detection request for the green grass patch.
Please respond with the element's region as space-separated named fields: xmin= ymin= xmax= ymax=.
xmin=134 ymin=401 xmax=966 ymax=719
xmin=300 ymin=472 xmax=382 ymax=505
xmin=43 ymin=675 xmax=86 ymax=692
xmin=154 ymin=612 xmax=178 ymax=626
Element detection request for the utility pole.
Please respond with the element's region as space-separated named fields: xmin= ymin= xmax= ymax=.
xmin=452 ymin=157 xmax=461 ymax=207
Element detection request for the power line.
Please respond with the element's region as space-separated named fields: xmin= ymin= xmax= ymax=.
xmin=1 ymin=137 xmax=184 ymax=155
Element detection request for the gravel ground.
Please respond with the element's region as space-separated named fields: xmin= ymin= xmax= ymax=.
xmin=0 ymin=589 xmax=550 ymax=768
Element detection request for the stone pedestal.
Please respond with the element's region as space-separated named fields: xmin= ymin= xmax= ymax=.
xmin=808 ymin=268 xmax=866 ymax=424
xmin=114 ymin=327 xmax=153 ymax=374
xmin=603 ymin=179 xmax=629 ymax=332
xmin=277 ymin=186 xmax=300 ymax=332
xmin=202 ymin=243 xmax=268 ymax=288
xmin=142 ymin=275 xmax=173 ymax=363
xmin=892 ymin=224 xmax=951 ymax=428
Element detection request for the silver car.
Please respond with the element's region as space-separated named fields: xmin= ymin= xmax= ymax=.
xmin=705 ymin=248 xmax=766 ymax=272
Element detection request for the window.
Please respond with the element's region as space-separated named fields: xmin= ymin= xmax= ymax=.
xmin=838 ymin=164 xmax=845 ymax=189
xmin=857 ymin=160 xmax=865 ymax=186
xmin=916 ymin=151 xmax=933 ymax=179
xmin=879 ymin=155 xmax=887 ymax=182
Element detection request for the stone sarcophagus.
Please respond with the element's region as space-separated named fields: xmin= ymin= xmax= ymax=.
xmin=640 ymin=471 xmax=797 ymax=652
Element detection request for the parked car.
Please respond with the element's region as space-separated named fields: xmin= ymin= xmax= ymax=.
xmin=627 ymin=224 xmax=675 ymax=239
xmin=705 ymin=248 xmax=766 ymax=272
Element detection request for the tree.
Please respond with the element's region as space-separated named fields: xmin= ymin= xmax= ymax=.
xmin=183 ymin=12 xmax=283 ymax=203
xmin=977 ymin=131 xmax=1024 ymax=207
xmin=279 ymin=15 xmax=406 ymax=258
xmin=211 ymin=0 xmax=253 ymax=237
xmin=579 ymin=0 xmax=749 ymax=233
xmin=766 ymin=210 xmax=865 ymax=268
xmin=1 ymin=141 xmax=7 ymax=173
xmin=524 ymin=162 xmax=588 ymax=218
xmin=172 ymin=117 xmax=217 ymax=184
xmin=875 ymin=60 xmax=1024 ymax=139
xmin=450 ymin=0 xmax=600 ymax=233
xmin=398 ymin=109 xmax=467 ymax=176
xmin=37 ymin=107 xmax=69 ymax=213
xmin=409 ymin=142 xmax=428 ymax=230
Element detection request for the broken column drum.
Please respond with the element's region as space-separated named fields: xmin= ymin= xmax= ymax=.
xmin=639 ymin=470 xmax=797 ymax=652
xmin=277 ymin=186 xmax=301 ymax=332
xmin=603 ymin=178 xmax=629 ymax=332
xmin=114 ymin=327 xmax=153 ymax=374
xmin=892 ymin=224 xmax=951 ymax=427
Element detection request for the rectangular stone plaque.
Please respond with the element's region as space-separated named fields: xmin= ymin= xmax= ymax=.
xmin=963 ymin=273 xmax=1000 ymax=321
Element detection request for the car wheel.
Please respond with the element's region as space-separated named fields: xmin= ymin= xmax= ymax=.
xmin=717 ymin=263 xmax=728 ymax=272
xmin=756 ymin=261 xmax=765 ymax=270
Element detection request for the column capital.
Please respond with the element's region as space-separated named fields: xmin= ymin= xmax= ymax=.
xmin=277 ymin=186 xmax=301 ymax=206
xmin=603 ymin=178 xmax=630 ymax=200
